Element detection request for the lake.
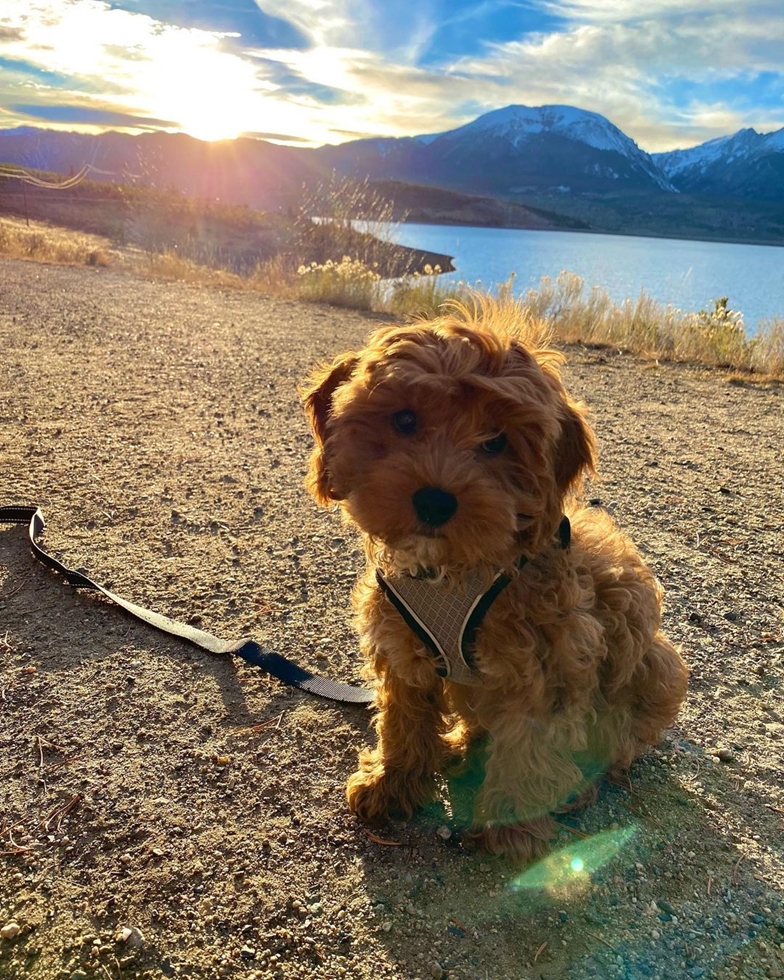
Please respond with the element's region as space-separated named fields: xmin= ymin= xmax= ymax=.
xmin=387 ymin=223 xmax=783 ymax=333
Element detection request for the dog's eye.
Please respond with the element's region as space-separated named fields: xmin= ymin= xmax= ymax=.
xmin=480 ymin=432 xmax=507 ymax=455
xmin=392 ymin=409 xmax=417 ymax=435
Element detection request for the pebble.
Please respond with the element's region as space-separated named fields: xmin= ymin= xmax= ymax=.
xmin=116 ymin=926 xmax=145 ymax=948
xmin=716 ymin=747 xmax=735 ymax=762
xmin=1 ymin=922 xmax=21 ymax=940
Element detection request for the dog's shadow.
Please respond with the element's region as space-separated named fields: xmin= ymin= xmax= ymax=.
xmin=351 ymin=740 xmax=783 ymax=979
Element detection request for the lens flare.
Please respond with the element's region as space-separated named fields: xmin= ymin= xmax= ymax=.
xmin=510 ymin=824 xmax=637 ymax=896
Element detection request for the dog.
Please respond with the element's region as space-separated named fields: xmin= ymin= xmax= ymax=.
xmin=303 ymin=299 xmax=688 ymax=863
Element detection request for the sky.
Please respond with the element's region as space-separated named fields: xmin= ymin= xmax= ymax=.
xmin=0 ymin=0 xmax=783 ymax=152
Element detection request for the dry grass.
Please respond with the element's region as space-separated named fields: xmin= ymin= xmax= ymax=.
xmin=515 ymin=271 xmax=784 ymax=378
xmin=383 ymin=264 xmax=471 ymax=319
xmin=290 ymin=257 xmax=382 ymax=309
xmin=2 ymin=216 xmax=782 ymax=379
xmin=141 ymin=248 xmax=244 ymax=287
xmin=0 ymin=216 xmax=242 ymax=287
xmin=0 ymin=216 xmax=114 ymax=267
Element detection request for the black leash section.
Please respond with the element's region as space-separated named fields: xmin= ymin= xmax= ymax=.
xmin=0 ymin=505 xmax=373 ymax=705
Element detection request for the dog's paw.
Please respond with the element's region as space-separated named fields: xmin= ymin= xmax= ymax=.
xmin=469 ymin=817 xmax=554 ymax=865
xmin=346 ymin=764 xmax=437 ymax=823
xmin=554 ymin=780 xmax=599 ymax=813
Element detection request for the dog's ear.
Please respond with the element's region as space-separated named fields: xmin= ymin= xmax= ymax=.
xmin=301 ymin=353 xmax=358 ymax=504
xmin=555 ymin=399 xmax=596 ymax=494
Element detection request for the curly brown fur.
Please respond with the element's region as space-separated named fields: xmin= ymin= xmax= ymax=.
xmin=302 ymin=301 xmax=688 ymax=864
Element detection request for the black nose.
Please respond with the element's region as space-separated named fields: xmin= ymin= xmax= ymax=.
xmin=412 ymin=487 xmax=458 ymax=527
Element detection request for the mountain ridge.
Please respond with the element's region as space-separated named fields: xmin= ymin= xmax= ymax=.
xmin=2 ymin=104 xmax=784 ymax=244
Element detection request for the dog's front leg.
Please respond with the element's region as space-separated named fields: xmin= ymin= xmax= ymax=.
xmin=469 ymin=715 xmax=587 ymax=864
xmin=347 ymin=668 xmax=449 ymax=822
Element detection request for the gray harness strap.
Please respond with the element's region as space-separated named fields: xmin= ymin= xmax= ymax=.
xmin=376 ymin=567 xmax=510 ymax=685
xmin=376 ymin=516 xmax=571 ymax=685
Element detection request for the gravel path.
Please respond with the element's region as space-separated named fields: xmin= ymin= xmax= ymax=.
xmin=1 ymin=257 xmax=783 ymax=980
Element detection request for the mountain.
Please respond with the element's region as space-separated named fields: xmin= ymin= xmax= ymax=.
xmin=317 ymin=105 xmax=675 ymax=196
xmin=2 ymin=106 xmax=784 ymax=245
xmin=0 ymin=127 xmax=324 ymax=209
xmin=653 ymin=127 xmax=784 ymax=199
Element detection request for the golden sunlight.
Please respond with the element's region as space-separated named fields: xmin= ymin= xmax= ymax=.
xmin=146 ymin=32 xmax=266 ymax=143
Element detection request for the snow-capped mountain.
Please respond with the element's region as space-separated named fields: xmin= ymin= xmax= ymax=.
xmin=2 ymin=104 xmax=783 ymax=217
xmin=653 ymin=126 xmax=784 ymax=199
xmin=318 ymin=104 xmax=675 ymax=194
xmin=443 ymin=104 xmax=647 ymax=158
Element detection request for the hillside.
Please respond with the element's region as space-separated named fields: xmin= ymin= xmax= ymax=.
xmin=0 ymin=170 xmax=454 ymax=277
xmin=365 ymin=180 xmax=588 ymax=230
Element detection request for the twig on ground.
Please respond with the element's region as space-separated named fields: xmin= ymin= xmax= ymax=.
xmin=363 ymin=828 xmax=403 ymax=847
xmin=587 ymin=931 xmax=618 ymax=952
xmin=39 ymin=793 xmax=82 ymax=833
xmin=554 ymin=821 xmax=589 ymax=838
xmin=0 ymin=575 xmax=30 ymax=600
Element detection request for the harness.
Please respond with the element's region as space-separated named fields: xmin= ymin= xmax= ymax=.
xmin=376 ymin=516 xmax=571 ymax=685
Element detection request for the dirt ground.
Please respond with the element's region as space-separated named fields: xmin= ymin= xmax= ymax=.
xmin=1 ymin=257 xmax=782 ymax=980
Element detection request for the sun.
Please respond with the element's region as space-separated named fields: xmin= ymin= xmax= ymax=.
xmin=178 ymin=112 xmax=245 ymax=143
xmin=143 ymin=29 xmax=263 ymax=143
xmin=163 ymin=71 xmax=254 ymax=143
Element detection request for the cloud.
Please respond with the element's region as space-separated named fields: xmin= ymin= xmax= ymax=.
xmin=245 ymin=0 xmax=784 ymax=148
xmin=0 ymin=0 xmax=310 ymax=140
xmin=444 ymin=4 xmax=784 ymax=149
xmin=9 ymin=103 xmax=176 ymax=129
xmin=0 ymin=0 xmax=782 ymax=150
xmin=106 ymin=0 xmax=311 ymax=49
xmin=250 ymin=55 xmax=366 ymax=106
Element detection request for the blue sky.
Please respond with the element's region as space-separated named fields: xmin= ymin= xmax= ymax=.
xmin=1 ymin=0 xmax=783 ymax=151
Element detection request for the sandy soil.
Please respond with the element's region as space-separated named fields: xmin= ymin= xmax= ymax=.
xmin=1 ymin=257 xmax=783 ymax=980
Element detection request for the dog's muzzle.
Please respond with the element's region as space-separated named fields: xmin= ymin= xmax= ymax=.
xmin=412 ymin=486 xmax=458 ymax=527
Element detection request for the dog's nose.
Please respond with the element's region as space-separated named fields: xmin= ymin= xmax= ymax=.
xmin=412 ymin=487 xmax=458 ymax=527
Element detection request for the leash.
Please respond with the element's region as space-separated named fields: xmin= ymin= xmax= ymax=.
xmin=0 ymin=505 xmax=373 ymax=705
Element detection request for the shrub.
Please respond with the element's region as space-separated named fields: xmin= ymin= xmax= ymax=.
xmin=293 ymin=256 xmax=382 ymax=309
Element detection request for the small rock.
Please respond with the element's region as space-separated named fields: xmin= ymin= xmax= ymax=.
xmin=116 ymin=926 xmax=145 ymax=948
xmin=436 ymin=825 xmax=452 ymax=840
xmin=1 ymin=922 xmax=21 ymax=940
xmin=716 ymin=747 xmax=735 ymax=762
xmin=240 ymin=945 xmax=256 ymax=959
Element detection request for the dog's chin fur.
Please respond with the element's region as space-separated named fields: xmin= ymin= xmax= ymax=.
xmin=302 ymin=303 xmax=689 ymax=864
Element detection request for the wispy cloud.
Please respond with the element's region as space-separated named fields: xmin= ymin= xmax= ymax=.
xmin=0 ymin=0 xmax=782 ymax=149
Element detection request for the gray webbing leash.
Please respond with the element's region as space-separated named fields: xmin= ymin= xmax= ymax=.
xmin=0 ymin=505 xmax=373 ymax=705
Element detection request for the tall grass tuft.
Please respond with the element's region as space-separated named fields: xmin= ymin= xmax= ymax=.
xmin=512 ymin=271 xmax=783 ymax=378
xmin=292 ymin=256 xmax=382 ymax=309
xmin=384 ymin=265 xmax=472 ymax=319
xmin=0 ymin=217 xmax=112 ymax=266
